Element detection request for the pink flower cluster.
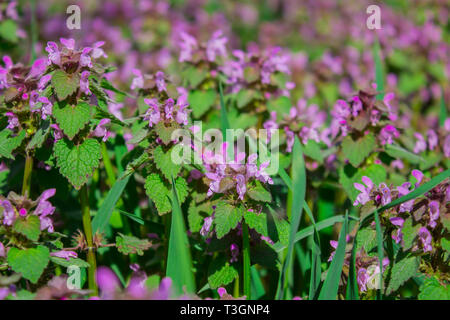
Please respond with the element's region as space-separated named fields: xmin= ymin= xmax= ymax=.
xmin=143 ymin=90 xmax=190 ymax=128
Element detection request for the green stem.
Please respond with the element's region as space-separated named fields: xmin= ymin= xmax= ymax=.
xmin=233 ymin=275 xmax=240 ymax=298
xmin=30 ymin=0 xmax=37 ymax=63
xmin=242 ymin=221 xmax=251 ymax=300
xmin=80 ymin=185 xmax=98 ymax=296
xmin=21 ymin=154 xmax=33 ymax=197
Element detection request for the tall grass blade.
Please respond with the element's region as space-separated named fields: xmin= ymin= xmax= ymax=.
xmin=374 ymin=210 xmax=384 ymax=300
xmin=318 ymin=211 xmax=349 ymax=300
xmin=373 ymin=38 xmax=384 ymax=100
xmin=276 ymin=137 xmax=306 ymax=299
xmin=92 ymin=175 xmax=131 ymax=233
xmin=440 ymin=86 xmax=447 ymax=127
xmin=166 ymin=178 xmax=196 ymax=295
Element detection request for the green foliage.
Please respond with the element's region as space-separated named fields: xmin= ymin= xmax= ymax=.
xmin=115 ymin=233 xmax=152 ymax=255
xmin=153 ymin=145 xmax=181 ymax=181
xmin=53 ymin=101 xmax=92 ymax=139
xmin=13 ymin=215 xmax=41 ymax=242
xmin=0 ymin=129 xmax=26 ymax=160
xmin=51 ymin=70 xmax=80 ymax=101
xmin=0 ymin=20 xmax=18 ymax=43
xmin=145 ymin=173 xmax=188 ymax=215
xmin=7 ymin=246 xmax=50 ymax=283
xmin=418 ymin=277 xmax=449 ymax=300
xmin=341 ymin=133 xmax=376 ymax=167
xmin=247 ymin=180 xmax=272 ymax=202
xmin=214 ymin=201 xmax=244 ymax=239
xmin=53 ymin=138 xmax=102 ymax=189
xmin=208 ymin=255 xmax=238 ymax=289
xmin=188 ymin=89 xmax=216 ymax=118
xmin=385 ymin=255 xmax=420 ymax=295
xmin=50 ymin=256 xmax=90 ymax=268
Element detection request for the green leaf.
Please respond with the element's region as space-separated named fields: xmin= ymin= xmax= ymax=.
xmin=247 ymin=180 xmax=272 ymax=203
xmin=13 ymin=215 xmax=41 ymax=242
xmin=341 ymin=133 xmax=376 ymax=167
xmin=355 ymin=227 xmax=377 ymax=253
xmin=277 ymin=137 xmax=306 ymax=300
xmin=7 ymin=246 xmax=50 ymax=284
xmin=244 ymin=210 xmax=268 ymax=237
xmin=50 ymin=256 xmax=90 ymax=268
xmin=53 ymin=138 xmax=102 ymax=189
xmin=318 ymin=212 xmax=349 ymax=300
xmin=115 ymin=233 xmax=152 ymax=255
xmin=339 ymin=164 xmax=387 ymax=202
xmin=0 ymin=129 xmax=26 ymax=160
xmin=418 ymin=277 xmax=449 ymax=300
xmin=208 ymin=255 xmax=238 ymax=289
xmin=182 ymin=66 xmax=207 ymax=88
xmin=236 ymin=89 xmax=258 ymax=109
xmin=385 ymin=144 xmax=424 ymax=165
xmin=0 ymin=20 xmax=18 ymax=43
xmin=92 ymin=175 xmax=131 ymax=233
xmin=385 ymin=255 xmax=419 ymax=295
xmin=51 ymin=70 xmax=80 ymax=101
xmin=303 ymin=140 xmax=324 ymax=163
xmin=214 ymin=201 xmax=244 ymax=239
xmin=145 ymin=173 xmax=171 ymax=214
xmin=154 ymin=122 xmax=180 ymax=145
xmin=267 ymin=96 xmax=291 ymax=115
xmin=26 ymin=120 xmax=50 ymax=151
xmin=145 ymin=173 xmax=188 ymax=215
xmin=153 ymin=145 xmax=181 ymax=181
xmin=166 ymin=178 xmax=196 ymax=295
xmin=188 ymin=89 xmax=216 ymax=118
xmin=401 ymin=218 xmax=420 ymax=251
xmin=53 ymin=101 xmax=92 ymax=139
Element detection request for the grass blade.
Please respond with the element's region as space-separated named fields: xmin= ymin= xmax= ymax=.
xmin=251 ymin=266 xmax=266 ymax=299
xmin=345 ymin=241 xmax=359 ymax=300
xmin=439 ymin=86 xmax=447 ymax=127
xmin=219 ymin=81 xmax=230 ymax=137
xmin=373 ymin=38 xmax=384 ymax=100
xmin=374 ymin=210 xmax=384 ymax=300
xmin=166 ymin=178 xmax=196 ymax=295
xmin=276 ymin=137 xmax=306 ymax=300
xmin=92 ymin=175 xmax=131 ymax=233
xmin=303 ymin=203 xmax=322 ymax=300
xmin=318 ymin=211 xmax=349 ymax=300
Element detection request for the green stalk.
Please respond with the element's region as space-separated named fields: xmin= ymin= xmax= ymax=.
xmin=21 ymin=154 xmax=33 ymax=197
xmin=30 ymin=0 xmax=38 ymax=63
xmin=233 ymin=275 xmax=240 ymax=298
xmin=80 ymin=185 xmax=98 ymax=296
xmin=242 ymin=221 xmax=251 ymax=300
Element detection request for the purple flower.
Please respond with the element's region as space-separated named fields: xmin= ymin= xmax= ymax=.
xmin=96 ymin=266 xmax=120 ymax=296
xmin=200 ymin=217 xmax=213 ymax=237
xmin=397 ymin=182 xmax=414 ymax=212
xmin=285 ymin=128 xmax=295 ymax=153
xmin=155 ymin=71 xmax=166 ymax=92
xmin=38 ymin=74 xmax=52 ymax=91
xmin=206 ymin=30 xmax=228 ymax=62
xmin=383 ymin=92 xmax=397 ymax=120
xmin=235 ymin=174 xmax=247 ymax=200
xmin=357 ymin=268 xmax=369 ymax=292
xmin=34 ymin=189 xmax=56 ymax=232
xmin=92 ymin=41 xmax=107 ymax=59
xmin=60 ymin=38 xmax=75 ymax=50
xmin=143 ymin=99 xmax=160 ymax=127
xmin=5 ymin=112 xmax=19 ymax=130
xmin=38 ymin=97 xmax=53 ymax=119
xmin=45 ymin=41 xmax=60 ymax=66
xmin=50 ymin=250 xmax=78 ymax=261
xmin=379 ymin=125 xmax=399 ymax=145
xmin=427 ymin=130 xmax=438 ymax=150
xmin=1 ymin=200 xmax=16 ymax=226
xmin=130 ymin=69 xmax=144 ymax=90
xmin=428 ymin=201 xmax=439 ymax=229
xmin=80 ymin=47 xmax=93 ymax=68
xmin=80 ymin=70 xmax=91 ymax=95
xmin=51 ymin=124 xmax=63 ymax=141
xmin=28 ymin=58 xmax=47 ymax=79
xmin=353 ymin=176 xmax=374 ymax=206
xmin=328 ymin=240 xmax=338 ymax=262
xmin=390 ymin=217 xmax=404 ymax=244
xmin=413 ymin=133 xmax=427 ymax=154
xmin=418 ymin=227 xmax=432 ymax=253
xmin=0 ymin=242 xmax=5 ymax=258
xmin=230 ymin=243 xmax=239 ymax=263
xmin=178 ymin=32 xmax=198 ymax=62
xmin=351 ymin=96 xmax=362 ymax=116
xmin=411 ymin=169 xmax=424 ymax=186
xmin=93 ymin=119 xmax=112 ymax=142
